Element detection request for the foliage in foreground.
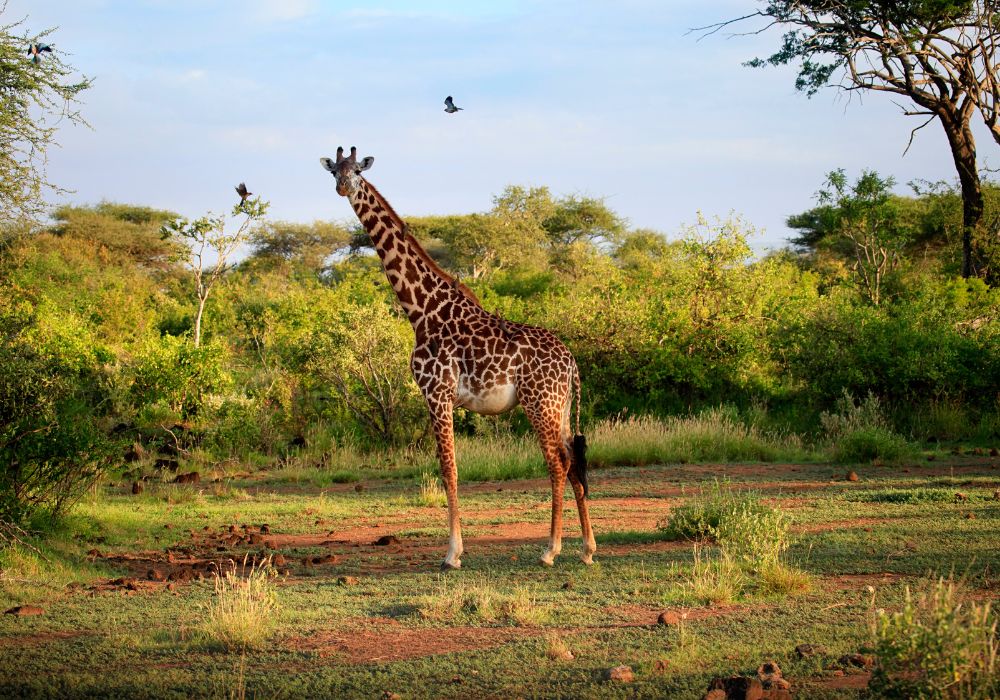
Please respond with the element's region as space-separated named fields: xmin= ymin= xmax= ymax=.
xmin=871 ymin=577 xmax=999 ymax=699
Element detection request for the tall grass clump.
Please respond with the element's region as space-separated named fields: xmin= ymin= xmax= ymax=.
xmin=663 ymin=481 xmax=810 ymax=598
xmin=416 ymin=577 xmax=547 ymax=626
xmin=821 ymin=390 xmax=914 ymax=463
xmin=682 ymin=545 xmax=745 ymax=606
xmin=414 ymin=471 xmax=447 ymax=507
xmin=588 ymin=407 xmax=812 ymax=468
xmin=407 ymin=433 xmax=545 ymax=482
xmin=870 ymin=577 xmax=998 ymax=699
xmin=200 ymin=556 xmax=279 ymax=651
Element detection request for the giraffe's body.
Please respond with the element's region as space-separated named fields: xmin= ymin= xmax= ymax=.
xmin=321 ymin=148 xmax=596 ymax=568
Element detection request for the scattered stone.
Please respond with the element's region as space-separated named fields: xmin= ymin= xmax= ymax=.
xmin=311 ymin=554 xmax=336 ymax=565
xmin=652 ymin=659 xmax=670 ymax=673
xmin=259 ymin=524 xmax=270 ymax=535
xmin=450 ymin=675 xmax=463 ymax=685
xmin=337 ymin=575 xmax=359 ymax=586
xmin=373 ymin=534 xmax=400 ymax=546
xmin=846 ymin=470 xmax=860 ymax=482
xmin=561 ymin=581 xmax=573 ymax=590
xmin=954 ymin=492 xmax=968 ymax=502
xmin=657 ymin=610 xmax=681 ymax=625
xmin=381 ymin=692 xmax=400 ymax=700
xmin=147 ymin=569 xmax=166 ymax=582
xmin=606 ymin=666 xmax=634 ymax=683
xmin=110 ymin=577 xmax=139 ymax=590
xmin=4 ymin=605 xmax=44 ymax=616
xmin=166 ymin=583 xmax=176 ymax=592
xmin=965 ymin=512 xmax=976 ymax=519
xmin=174 ymin=471 xmax=200 ymax=484
xmin=163 ymin=524 xmax=172 ymax=530
xmin=167 ymin=568 xmax=194 ymax=583
xmin=707 ymin=676 xmax=763 ymax=700
xmin=830 ymin=669 xmax=844 ymax=677
xmin=757 ymin=661 xmax=781 ymax=682
xmin=154 ymin=457 xmax=179 ymax=471
xmin=839 ymin=653 xmax=875 ymax=669
xmin=131 ymin=481 xmax=143 ymax=495
xmin=795 ymin=643 xmax=827 ymax=658
xmin=249 ymin=533 xmax=264 ymax=546
xmin=703 ymin=691 xmax=727 ymax=700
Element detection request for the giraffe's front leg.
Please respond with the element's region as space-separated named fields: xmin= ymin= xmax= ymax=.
xmin=429 ymin=398 xmax=463 ymax=570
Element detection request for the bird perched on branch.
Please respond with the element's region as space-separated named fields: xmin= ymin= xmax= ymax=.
xmin=27 ymin=43 xmax=53 ymax=64
xmin=235 ymin=182 xmax=252 ymax=208
xmin=444 ymin=95 xmax=463 ymax=114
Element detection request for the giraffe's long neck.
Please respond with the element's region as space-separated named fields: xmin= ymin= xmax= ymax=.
xmin=347 ymin=178 xmax=470 ymax=336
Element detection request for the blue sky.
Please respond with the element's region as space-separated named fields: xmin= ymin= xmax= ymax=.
xmin=10 ymin=0 xmax=993 ymax=250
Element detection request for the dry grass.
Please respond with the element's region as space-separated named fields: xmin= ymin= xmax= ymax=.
xmin=414 ymin=471 xmax=447 ymax=507
xmin=545 ymin=634 xmax=574 ymax=661
xmin=683 ymin=545 xmax=745 ymax=606
xmin=200 ymin=556 xmax=279 ymax=651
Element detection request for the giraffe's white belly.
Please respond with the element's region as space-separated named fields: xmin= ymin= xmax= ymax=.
xmin=455 ymin=379 xmax=518 ymax=415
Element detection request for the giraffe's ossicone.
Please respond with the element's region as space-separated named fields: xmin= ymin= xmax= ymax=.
xmin=320 ymin=148 xmax=596 ymax=569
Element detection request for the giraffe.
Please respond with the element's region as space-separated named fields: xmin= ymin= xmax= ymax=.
xmin=320 ymin=147 xmax=596 ymax=569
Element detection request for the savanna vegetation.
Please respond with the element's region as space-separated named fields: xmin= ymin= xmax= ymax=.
xmin=2 ymin=3 xmax=1000 ymax=699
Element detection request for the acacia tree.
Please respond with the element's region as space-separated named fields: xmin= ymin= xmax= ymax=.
xmin=707 ymin=1 xmax=1000 ymax=279
xmin=0 ymin=4 xmax=91 ymax=225
xmin=162 ymin=197 xmax=269 ymax=347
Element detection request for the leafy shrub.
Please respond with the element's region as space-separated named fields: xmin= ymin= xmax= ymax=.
xmin=871 ymin=578 xmax=998 ymax=699
xmin=821 ymin=391 xmax=914 ymax=462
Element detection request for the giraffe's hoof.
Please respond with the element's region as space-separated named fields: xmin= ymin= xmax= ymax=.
xmin=539 ymin=554 xmax=555 ymax=567
xmin=440 ymin=560 xmax=461 ymax=571
xmin=580 ymin=553 xmax=594 ymax=565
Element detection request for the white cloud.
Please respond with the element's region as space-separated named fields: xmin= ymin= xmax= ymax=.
xmin=250 ymin=0 xmax=318 ymax=22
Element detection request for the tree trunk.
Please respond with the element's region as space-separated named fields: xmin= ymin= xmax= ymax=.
xmin=941 ymin=115 xmax=984 ymax=278
xmin=194 ymin=296 xmax=206 ymax=348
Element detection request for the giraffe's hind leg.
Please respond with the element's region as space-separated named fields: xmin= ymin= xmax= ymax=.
xmin=526 ymin=409 xmax=570 ymax=567
xmin=567 ymin=466 xmax=596 ymax=564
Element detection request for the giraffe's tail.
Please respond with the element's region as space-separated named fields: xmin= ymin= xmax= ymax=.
xmin=571 ymin=364 xmax=588 ymax=498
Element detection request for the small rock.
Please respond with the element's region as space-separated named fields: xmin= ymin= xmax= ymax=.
xmin=795 ymin=643 xmax=827 ymax=658
xmin=965 ymin=512 xmax=976 ymax=519
xmin=131 ymin=481 xmax=143 ymax=495
xmin=561 ymin=581 xmax=573 ymax=590
xmin=174 ymin=471 xmax=200 ymax=484
xmin=337 ymin=576 xmax=359 ymax=586
xmin=839 ymin=653 xmax=875 ymax=669
xmin=259 ymin=524 xmax=270 ymax=535
xmin=657 ymin=610 xmax=681 ymax=625
xmin=831 ymin=669 xmax=844 ymax=677
xmin=757 ymin=661 xmax=782 ymax=682
xmin=450 ymin=675 xmax=463 ymax=685
xmin=703 ymin=691 xmax=727 ymax=700
xmin=4 ymin=605 xmax=44 ymax=616
xmin=381 ymin=693 xmax=400 ymax=700
xmin=606 ymin=666 xmax=634 ymax=683
xmin=707 ymin=676 xmax=763 ymax=700
xmin=846 ymin=470 xmax=859 ymax=482
xmin=954 ymin=492 xmax=968 ymax=502
xmin=653 ymin=659 xmax=670 ymax=673
xmin=373 ymin=535 xmax=400 ymax=546
xmin=147 ymin=569 xmax=166 ymax=582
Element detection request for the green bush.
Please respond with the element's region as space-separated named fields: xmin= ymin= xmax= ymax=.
xmin=871 ymin=577 xmax=999 ymax=699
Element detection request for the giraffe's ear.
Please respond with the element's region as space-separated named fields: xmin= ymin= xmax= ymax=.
xmin=319 ymin=157 xmax=337 ymax=174
xmin=357 ymin=156 xmax=374 ymax=172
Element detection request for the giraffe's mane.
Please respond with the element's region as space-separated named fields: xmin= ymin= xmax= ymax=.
xmin=363 ymin=178 xmax=481 ymax=306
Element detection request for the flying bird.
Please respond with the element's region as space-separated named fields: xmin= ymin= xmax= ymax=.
xmin=444 ymin=96 xmax=463 ymax=114
xmin=27 ymin=43 xmax=53 ymax=64
xmin=235 ymin=182 xmax=252 ymax=207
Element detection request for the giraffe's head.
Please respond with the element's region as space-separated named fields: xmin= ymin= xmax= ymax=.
xmin=320 ymin=146 xmax=375 ymax=197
